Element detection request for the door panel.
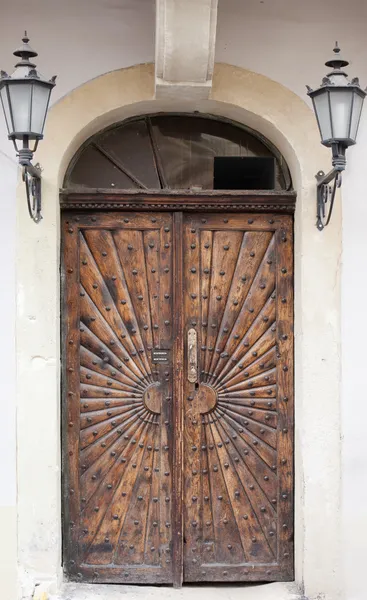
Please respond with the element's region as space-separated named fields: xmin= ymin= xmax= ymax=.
xmin=62 ymin=212 xmax=175 ymax=584
xmin=62 ymin=210 xmax=294 ymax=586
xmin=182 ymin=213 xmax=293 ymax=582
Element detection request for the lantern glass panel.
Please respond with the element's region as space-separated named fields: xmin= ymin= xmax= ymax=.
xmin=313 ymin=91 xmax=332 ymax=143
xmin=30 ymin=83 xmax=52 ymax=137
xmin=0 ymin=86 xmax=13 ymax=135
xmin=8 ymin=81 xmax=32 ymax=135
xmin=350 ymin=91 xmax=364 ymax=142
xmin=329 ymin=89 xmax=353 ymax=140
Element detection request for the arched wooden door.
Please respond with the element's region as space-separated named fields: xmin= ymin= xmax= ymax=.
xmin=62 ymin=204 xmax=294 ymax=586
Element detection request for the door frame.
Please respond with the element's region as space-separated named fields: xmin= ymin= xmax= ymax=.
xmin=59 ymin=189 xmax=296 ymax=214
xmin=60 ymin=190 xmax=296 ymax=587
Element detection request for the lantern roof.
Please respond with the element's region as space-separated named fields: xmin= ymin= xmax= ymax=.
xmin=0 ymin=32 xmax=56 ymax=85
xmin=307 ymin=42 xmax=365 ymax=93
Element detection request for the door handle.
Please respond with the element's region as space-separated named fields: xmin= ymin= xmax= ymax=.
xmin=188 ymin=328 xmax=198 ymax=383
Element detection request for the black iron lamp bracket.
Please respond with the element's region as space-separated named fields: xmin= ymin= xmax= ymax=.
xmin=16 ymin=142 xmax=42 ymax=223
xmin=22 ymin=161 xmax=42 ymax=224
xmin=315 ymin=143 xmax=346 ymax=231
xmin=316 ymin=167 xmax=343 ymax=231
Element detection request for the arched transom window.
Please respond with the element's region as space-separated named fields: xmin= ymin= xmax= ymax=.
xmin=64 ymin=114 xmax=292 ymax=191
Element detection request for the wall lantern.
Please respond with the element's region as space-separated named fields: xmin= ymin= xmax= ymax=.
xmin=307 ymin=43 xmax=366 ymax=231
xmin=0 ymin=33 xmax=56 ymax=223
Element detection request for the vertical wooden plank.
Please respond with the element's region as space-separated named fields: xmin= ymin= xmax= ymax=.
xmin=61 ymin=211 xmax=81 ymax=578
xmin=172 ymin=212 xmax=184 ymax=587
xmin=182 ymin=215 xmax=202 ymax=582
xmin=275 ymin=217 xmax=294 ymax=579
xmin=157 ymin=213 xmax=174 ymax=578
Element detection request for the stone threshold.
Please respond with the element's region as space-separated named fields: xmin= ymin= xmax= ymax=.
xmin=50 ymin=581 xmax=302 ymax=600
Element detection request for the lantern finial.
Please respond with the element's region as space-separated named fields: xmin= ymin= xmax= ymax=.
xmin=325 ymin=41 xmax=349 ymax=71
xmin=13 ymin=32 xmax=38 ymax=66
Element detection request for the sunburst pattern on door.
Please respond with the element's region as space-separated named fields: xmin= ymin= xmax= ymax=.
xmin=63 ymin=214 xmax=175 ymax=583
xmin=183 ymin=214 xmax=293 ymax=582
xmin=63 ymin=211 xmax=293 ymax=585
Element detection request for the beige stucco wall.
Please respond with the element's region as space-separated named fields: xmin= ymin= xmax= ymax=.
xmin=15 ymin=63 xmax=341 ymax=600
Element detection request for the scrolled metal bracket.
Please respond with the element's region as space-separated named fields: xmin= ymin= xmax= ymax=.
xmin=315 ymin=143 xmax=346 ymax=231
xmin=316 ymin=168 xmax=342 ymax=231
xmin=22 ymin=162 xmax=42 ymax=223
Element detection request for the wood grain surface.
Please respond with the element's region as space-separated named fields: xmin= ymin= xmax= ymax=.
xmin=62 ymin=210 xmax=293 ymax=585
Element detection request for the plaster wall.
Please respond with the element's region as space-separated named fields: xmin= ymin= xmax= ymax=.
xmin=0 ymin=1 xmax=365 ymax=599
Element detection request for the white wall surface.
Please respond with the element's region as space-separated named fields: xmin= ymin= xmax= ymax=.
xmin=0 ymin=151 xmax=16 ymax=500
xmin=0 ymin=150 xmax=17 ymax=600
xmin=215 ymin=0 xmax=367 ymax=101
xmin=0 ymin=0 xmax=366 ymax=598
xmin=340 ymin=120 xmax=367 ymax=600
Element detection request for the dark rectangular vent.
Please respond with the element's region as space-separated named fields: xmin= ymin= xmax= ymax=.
xmin=214 ymin=156 xmax=276 ymax=190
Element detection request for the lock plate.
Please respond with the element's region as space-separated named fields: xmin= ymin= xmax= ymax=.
xmin=188 ymin=328 xmax=198 ymax=383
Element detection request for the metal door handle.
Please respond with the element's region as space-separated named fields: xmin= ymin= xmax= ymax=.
xmin=188 ymin=328 xmax=197 ymax=383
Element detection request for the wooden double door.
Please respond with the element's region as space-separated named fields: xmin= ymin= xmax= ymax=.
xmin=62 ymin=210 xmax=294 ymax=586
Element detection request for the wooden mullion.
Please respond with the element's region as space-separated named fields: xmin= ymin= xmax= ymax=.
xmin=146 ymin=118 xmax=168 ymax=189
xmin=92 ymin=142 xmax=148 ymax=189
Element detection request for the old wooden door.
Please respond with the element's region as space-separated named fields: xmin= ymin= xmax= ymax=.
xmin=62 ymin=210 xmax=293 ymax=586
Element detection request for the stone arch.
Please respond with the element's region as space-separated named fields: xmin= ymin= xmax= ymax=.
xmin=16 ymin=63 xmax=341 ymax=600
